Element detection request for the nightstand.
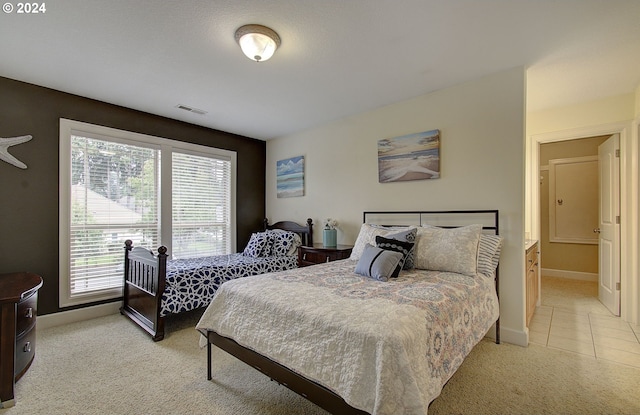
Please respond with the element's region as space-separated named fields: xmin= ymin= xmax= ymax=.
xmin=0 ymin=272 xmax=43 ymax=409
xmin=298 ymin=244 xmax=353 ymax=267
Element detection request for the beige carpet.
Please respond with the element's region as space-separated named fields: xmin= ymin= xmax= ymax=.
xmin=3 ymin=310 xmax=640 ymax=415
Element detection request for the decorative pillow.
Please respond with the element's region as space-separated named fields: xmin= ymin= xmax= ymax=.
xmin=478 ymin=234 xmax=503 ymax=277
xmin=242 ymin=232 xmax=271 ymax=258
xmin=414 ymin=224 xmax=482 ymax=276
xmin=375 ymin=236 xmax=415 ymax=277
xmin=354 ymin=244 xmax=403 ymax=282
xmin=267 ymin=229 xmax=302 ymax=257
xmin=350 ymin=223 xmax=415 ymax=261
xmin=384 ymin=228 xmax=417 ymax=269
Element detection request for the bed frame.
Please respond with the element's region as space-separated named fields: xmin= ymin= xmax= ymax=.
xmin=205 ymin=210 xmax=500 ymax=414
xmin=121 ymin=218 xmax=313 ymax=341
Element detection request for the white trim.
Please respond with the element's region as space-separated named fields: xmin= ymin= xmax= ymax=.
xmin=541 ymin=268 xmax=598 ymax=282
xmin=160 ymin=143 xmax=173 ymax=253
xmin=500 ymin=326 xmax=528 ymax=347
xmin=38 ymin=302 xmax=121 ymax=330
xmin=528 ymin=120 xmax=637 ymax=325
xmin=631 ymin=116 xmax=639 ymax=325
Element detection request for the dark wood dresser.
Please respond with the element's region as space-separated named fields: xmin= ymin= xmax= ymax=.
xmin=0 ymin=272 xmax=43 ymax=409
xmin=298 ymin=244 xmax=353 ymax=267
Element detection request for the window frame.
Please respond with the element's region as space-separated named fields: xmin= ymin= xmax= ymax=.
xmin=59 ymin=119 xmax=237 ymax=307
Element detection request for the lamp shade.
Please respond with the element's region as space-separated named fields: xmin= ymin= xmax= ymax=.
xmin=235 ymin=24 xmax=281 ymax=62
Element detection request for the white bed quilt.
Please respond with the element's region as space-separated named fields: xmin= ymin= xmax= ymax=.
xmin=196 ymin=259 xmax=499 ymax=415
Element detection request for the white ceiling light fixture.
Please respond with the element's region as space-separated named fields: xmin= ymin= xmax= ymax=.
xmin=234 ymin=24 xmax=281 ymax=62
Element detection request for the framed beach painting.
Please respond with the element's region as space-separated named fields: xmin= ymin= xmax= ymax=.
xmin=277 ymin=155 xmax=305 ymax=198
xmin=378 ymin=129 xmax=440 ymax=183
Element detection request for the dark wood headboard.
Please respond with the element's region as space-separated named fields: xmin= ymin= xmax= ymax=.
xmin=264 ymin=218 xmax=314 ymax=247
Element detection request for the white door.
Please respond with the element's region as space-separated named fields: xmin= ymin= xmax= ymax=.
xmin=598 ymin=134 xmax=620 ymax=316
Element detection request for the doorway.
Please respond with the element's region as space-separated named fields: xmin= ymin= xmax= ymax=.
xmin=528 ymin=121 xmax=639 ymax=330
xmin=538 ymin=135 xmax=615 ymax=313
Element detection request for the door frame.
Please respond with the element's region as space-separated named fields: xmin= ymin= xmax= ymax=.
xmin=527 ymin=121 xmax=637 ymax=324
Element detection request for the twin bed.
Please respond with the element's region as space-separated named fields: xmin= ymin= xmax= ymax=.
xmin=121 ymin=218 xmax=313 ymax=341
xmin=195 ymin=210 xmax=502 ymax=415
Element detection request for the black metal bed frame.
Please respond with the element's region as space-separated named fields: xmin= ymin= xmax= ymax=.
xmin=206 ymin=210 xmax=501 ymax=414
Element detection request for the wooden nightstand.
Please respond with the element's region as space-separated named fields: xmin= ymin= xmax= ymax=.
xmin=0 ymin=272 xmax=43 ymax=409
xmin=298 ymin=244 xmax=353 ymax=267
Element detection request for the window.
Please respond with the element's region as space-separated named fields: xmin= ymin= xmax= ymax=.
xmin=68 ymin=136 xmax=160 ymax=297
xmin=172 ymin=152 xmax=232 ymax=258
xmin=60 ymin=119 xmax=236 ymax=307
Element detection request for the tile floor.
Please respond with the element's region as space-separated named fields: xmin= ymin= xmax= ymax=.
xmin=529 ymin=275 xmax=640 ymax=369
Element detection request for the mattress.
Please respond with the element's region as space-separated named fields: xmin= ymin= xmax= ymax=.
xmin=196 ymin=259 xmax=499 ymax=415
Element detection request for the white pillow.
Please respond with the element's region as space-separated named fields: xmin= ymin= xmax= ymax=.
xmin=350 ymin=223 xmax=415 ymax=261
xmin=414 ymin=224 xmax=482 ymax=276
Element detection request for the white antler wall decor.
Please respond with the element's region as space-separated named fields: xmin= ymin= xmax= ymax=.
xmin=0 ymin=135 xmax=32 ymax=169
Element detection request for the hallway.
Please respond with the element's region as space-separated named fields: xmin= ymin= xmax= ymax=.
xmin=529 ymin=276 xmax=640 ymax=369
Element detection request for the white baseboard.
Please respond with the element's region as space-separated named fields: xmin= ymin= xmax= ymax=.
xmin=38 ymin=302 xmax=121 ymax=330
xmin=541 ymin=268 xmax=598 ymax=282
xmin=483 ymin=322 xmax=527 ymax=347
xmin=499 ymin=325 xmax=528 ymax=347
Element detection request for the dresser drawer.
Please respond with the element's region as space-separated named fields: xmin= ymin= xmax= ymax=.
xmin=16 ymin=292 xmax=37 ymax=338
xmin=15 ymin=327 xmax=36 ymax=381
xmin=0 ymin=272 xmax=43 ymax=407
xmin=301 ymin=250 xmax=337 ymax=263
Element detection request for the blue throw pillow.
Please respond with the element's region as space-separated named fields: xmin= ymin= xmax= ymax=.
xmin=242 ymin=232 xmax=271 ymax=257
xmin=267 ymin=229 xmax=301 ymax=256
xmin=354 ymin=244 xmax=403 ymax=282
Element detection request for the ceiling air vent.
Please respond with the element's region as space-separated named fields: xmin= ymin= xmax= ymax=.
xmin=176 ymin=104 xmax=207 ymax=115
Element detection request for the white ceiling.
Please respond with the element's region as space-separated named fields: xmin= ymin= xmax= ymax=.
xmin=1 ymin=0 xmax=639 ymax=140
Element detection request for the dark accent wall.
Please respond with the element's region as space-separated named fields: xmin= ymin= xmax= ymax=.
xmin=0 ymin=76 xmax=266 ymax=315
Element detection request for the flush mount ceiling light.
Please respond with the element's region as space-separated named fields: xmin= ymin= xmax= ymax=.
xmin=234 ymin=24 xmax=281 ymax=62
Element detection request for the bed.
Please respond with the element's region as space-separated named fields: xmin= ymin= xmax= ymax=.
xmin=196 ymin=210 xmax=502 ymax=415
xmin=121 ymin=218 xmax=313 ymax=341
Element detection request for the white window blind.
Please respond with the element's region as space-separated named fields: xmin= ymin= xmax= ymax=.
xmin=60 ymin=119 xmax=237 ymax=307
xmin=172 ymin=152 xmax=232 ymax=259
xmin=69 ymin=135 xmax=159 ymax=295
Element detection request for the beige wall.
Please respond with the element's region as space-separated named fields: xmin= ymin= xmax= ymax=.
xmin=527 ymin=94 xmax=635 ymax=137
xmin=539 ymin=136 xmax=608 ymax=275
xmin=266 ymin=67 xmax=528 ymax=345
xmin=636 ymin=85 xmax=640 ymax=118
xmin=635 ymin=86 xmax=640 ymax=325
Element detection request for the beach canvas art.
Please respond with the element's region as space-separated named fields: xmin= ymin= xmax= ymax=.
xmin=378 ymin=129 xmax=440 ymax=183
xmin=277 ymin=155 xmax=305 ymax=198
